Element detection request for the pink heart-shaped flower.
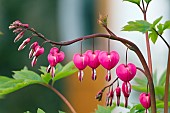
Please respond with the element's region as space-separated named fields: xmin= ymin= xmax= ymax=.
xmin=98 ymin=51 xmax=119 ymax=70
xmin=116 ymin=63 xmax=136 ymax=82
xmin=85 ymin=50 xmax=100 ymax=69
xmin=139 ymin=93 xmax=151 ymax=109
xmin=73 ymin=53 xmax=89 ymax=70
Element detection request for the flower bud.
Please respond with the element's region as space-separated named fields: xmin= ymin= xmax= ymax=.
xmin=14 ymin=31 xmax=25 ymax=43
xmin=116 ymin=86 xmax=121 ymax=106
xmin=96 ymin=90 xmax=103 ymax=101
xmin=122 ymin=82 xmax=131 ymax=107
xmin=18 ymin=38 xmax=31 ymax=51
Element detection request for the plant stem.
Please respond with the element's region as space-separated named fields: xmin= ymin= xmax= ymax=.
xmin=143 ymin=13 xmax=153 ymax=76
xmin=42 ymin=84 xmax=76 ymax=113
xmin=164 ymin=48 xmax=170 ymax=113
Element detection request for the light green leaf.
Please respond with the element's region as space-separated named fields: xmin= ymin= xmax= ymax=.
xmin=149 ymin=30 xmax=158 ymax=44
xmin=132 ymin=85 xmax=147 ymax=92
xmin=52 ymin=61 xmax=78 ymax=82
xmin=155 ymin=86 xmax=164 ymax=97
xmin=152 ymin=16 xmax=163 ymax=28
xmin=123 ymin=0 xmax=141 ymax=5
xmin=129 ymin=104 xmax=145 ymax=113
xmin=158 ymin=70 xmax=166 ymax=86
xmin=59 ymin=111 xmax=65 ymax=113
xmin=122 ymin=20 xmax=151 ymax=33
xmin=156 ymin=101 xmax=170 ymax=108
xmin=134 ymin=77 xmax=147 ymax=86
xmin=37 ymin=108 xmax=45 ymax=113
xmin=95 ymin=105 xmax=112 ymax=113
xmin=163 ymin=20 xmax=170 ymax=30
xmin=157 ymin=24 xmax=163 ymax=35
xmin=144 ymin=0 xmax=152 ymax=4
xmin=13 ymin=68 xmax=42 ymax=82
xmin=23 ymin=111 xmax=31 ymax=113
xmin=41 ymin=73 xmax=52 ymax=84
xmin=39 ymin=66 xmax=48 ymax=74
xmin=0 ymin=76 xmax=40 ymax=95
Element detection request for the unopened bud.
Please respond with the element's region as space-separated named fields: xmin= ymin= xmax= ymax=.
xmin=14 ymin=31 xmax=25 ymax=43
xmin=18 ymin=38 xmax=31 ymax=51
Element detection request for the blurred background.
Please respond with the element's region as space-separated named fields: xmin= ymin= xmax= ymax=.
xmin=0 ymin=0 xmax=169 ymax=113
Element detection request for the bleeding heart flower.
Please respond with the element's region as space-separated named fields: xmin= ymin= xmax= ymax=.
xmin=47 ymin=47 xmax=65 ymax=77
xmin=139 ymin=93 xmax=151 ymax=111
xmin=98 ymin=50 xmax=119 ymax=81
xmin=116 ymin=63 xmax=136 ymax=82
xmin=85 ymin=50 xmax=100 ymax=80
xmin=116 ymin=86 xmax=121 ymax=106
xmin=73 ymin=53 xmax=89 ymax=81
xmin=122 ymin=82 xmax=131 ymax=108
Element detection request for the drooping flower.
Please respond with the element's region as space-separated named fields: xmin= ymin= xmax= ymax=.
xmin=116 ymin=63 xmax=136 ymax=82
xmin=139 ymin=93 xmax=151 ymax=113
xmin=47 ymin=47 xmax=65 ymax=77
xmin=73 ymin=53 xmax=89 ymax=81
xmin=98 ymin=50 xmax=119 ymax=81
xmin=85 ymin=50 xmax=100 ymax=80
xmin=122 ymin=82 xmax=131 ymax=108
xmin=115 ymin=86 xmax=121 ymax=106
xmin=106 ymin=89 xmax=114 ymax=106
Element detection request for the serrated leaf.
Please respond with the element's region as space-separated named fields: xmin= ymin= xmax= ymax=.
xmin=152 ymin=16 xmax=163 ymax=28
xmin=122 ymin=20 xmax=151 ymax=33
xmin=158 ymin=70 xmax=166 ymax=86
xmin=0 ymin=76 xmax=40 ymax=95
xmin=149 ymin=30 xmax=158 ymax=44
xmin=123 ymin=0 xmax=141 ymax=5
xmin=95 ymin=105 xmax=112 ymax=113
xmin=52 ymin=61 xmax=78 ymax=82
xmin=58 ymin=111 xmax=65 ymax=113
xmin=132 ymin=85 xmax=147 ymax=92
xmin=13 ymin=68 xmax=42 ymax=82
xmin=144 ymin=0 xmax=152 ymax=4
xmin=37 ymin=108 xmax=45 ymax=113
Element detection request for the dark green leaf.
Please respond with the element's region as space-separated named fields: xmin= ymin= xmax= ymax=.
xmin=52 ymin=61 xmax=78 ymax=82
xmin=95 ymin=105 xmax=112 ymax=113
xmin=152 ymin=16 xmax=163 ymax=28
xmin=144 ymin=0 xmax=152 ymax=4
xmin=132 ymin=85 xmax=147 ymax=92
xmin=122 ymin=20 xmax=151 ymax=33
xmin=149 ymin=30 xmax=158 ymax=44
xmin=158 ymin=70 xmax=166 ymax=86
xmin=37 ymin=108 xmax=45 ymax=113
xmin=123 ymin=0 xmax=141 ymax=5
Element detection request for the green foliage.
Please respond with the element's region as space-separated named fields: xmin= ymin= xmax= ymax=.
xmin=122 ymin=20 xmax=151 ymax=33
xmin=52 ymin=61 xmax=78 ymax=83
xmin=95 ymin=105 xmax=112 ymax=113
xmin=37 ymin=108 xmax=45 ymax=113
xmin=123 ymin=0 xmax=141 ymax=5
xmin=144 ymin=0 xmax=152 ymax=4
xmin=0 ymin=61 xmax=77 ymax=96
xmin=0 ymin=31 xmax=3 ymax=35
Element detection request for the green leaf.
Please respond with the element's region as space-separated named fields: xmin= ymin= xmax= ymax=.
xmin=155 ymin=86 xmax=164 ymax=97
xmin=134 ymin=77 xmax=147 ymax=86
xmin=95 ymin=105 xmax=112 ymax=113
xmin=132 ymin=85 xmax=147 ymax=92
xmin=23 ymin=111 xmax=31 ymax=113
xmin=129 ymin=104 xmax=145 ymax=113
xmin=122 ymin=20 xmax=151 ymax=33
xmin=157 ymin=24 xmax=163 ymax=35
xmin=37 ymin=108 xmax=45 ymax=113
xmin=58 ymin=111 xmax=66 ymax=113
xmin=0 ymin=76 xmax=39 ymax=95
xmin=152 ymin=16 xmax=163 ymax=28
xmin=41 ymin=73 xmax=52 ymax=84
xmin=149 ymin=30 xmax=158 ymax=44
xmin=158 ymin=70 xmax=166 ymax=86
xmin=13 ymin=68 xmax=42 ymax=82
xmin=123 ymin=0 xmax=141 ymax=5
xmin=144 ymin=0 xmax=152 ymax=4
xmin=163 ymin=20 xmax=170 ymax=30
xmin=52 ymin=61 xmax=78 ymax=82
xmin=156 ymin=101 xmax=170 ymax=108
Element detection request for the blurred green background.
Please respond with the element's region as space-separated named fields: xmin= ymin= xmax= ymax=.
xmin=0 ymin=0 xmax=96 ymax=113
